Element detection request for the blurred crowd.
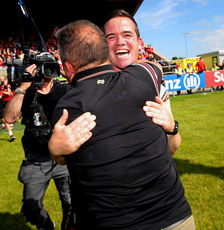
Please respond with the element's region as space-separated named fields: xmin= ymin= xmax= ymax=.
xmin=0 ymin=26 xmax=156 ymax=69
xmin=0 ymin=26 xmax=60 ymax=67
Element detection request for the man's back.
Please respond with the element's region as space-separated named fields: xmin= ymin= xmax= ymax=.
xmin=52 ymin=63 xmax=191 ymax=229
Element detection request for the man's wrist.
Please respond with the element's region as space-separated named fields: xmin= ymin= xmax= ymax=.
xmin=165 ymin=120 xmax=179 ymax=135
xmin=15 ymin=87 xmax=26 ymax=95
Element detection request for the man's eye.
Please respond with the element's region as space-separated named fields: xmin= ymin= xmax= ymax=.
xmin=107 ymin=36 xmax=115 ymax=40
xmin=124 ymin=34 xmax=132 ymax=38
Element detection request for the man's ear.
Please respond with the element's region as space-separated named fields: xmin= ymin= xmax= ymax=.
xmin=64 ymin=61 xmax=76 ymax=82
xmin=137 ymin=37 xmax=142 ymax=50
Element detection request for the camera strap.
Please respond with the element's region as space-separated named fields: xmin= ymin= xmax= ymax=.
xmin=31 ymin=91 xmax=50 ymax=129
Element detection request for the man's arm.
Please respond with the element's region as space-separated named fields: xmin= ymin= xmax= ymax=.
xmin=4 ymin=64 xmax=38 ymax=123
xmin=143 ymin=96 xmax=181 ymax=155
xmin=4 ymin=82 xmax=32 ymax=124
xmin=167 ymin=132 xmax=181 ymax=156
xmin=49 ymin=109 xmax=96 ymax=165
xmin=140 ymin=62 xmax=181 ymax=155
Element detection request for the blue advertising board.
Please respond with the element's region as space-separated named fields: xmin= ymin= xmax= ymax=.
xmin=163 ymin=72 xmax=206 ymax=91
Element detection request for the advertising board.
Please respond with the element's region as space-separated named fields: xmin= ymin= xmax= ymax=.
xmin=163 ymin=70 xmax=224 ymax=91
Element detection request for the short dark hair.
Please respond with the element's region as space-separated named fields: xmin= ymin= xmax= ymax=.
xmin=102 ymin=9 xmax=140 ymax=38
xmin=56 ymin=20 xmax=110 ymax=71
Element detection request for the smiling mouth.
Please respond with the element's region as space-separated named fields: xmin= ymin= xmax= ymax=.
xmin=115 ymin=50 xmax=129 ymax=57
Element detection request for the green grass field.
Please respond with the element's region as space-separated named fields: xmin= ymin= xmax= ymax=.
xmin=0 ymin=91 xmax=224 ymax=230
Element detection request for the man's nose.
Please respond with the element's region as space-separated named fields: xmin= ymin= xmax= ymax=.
xmin=116 ymin=35 xmax=125 ymax=45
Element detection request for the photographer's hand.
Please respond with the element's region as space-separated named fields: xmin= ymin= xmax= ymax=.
xmin=19 ymin=64 xmax=37 ymax=92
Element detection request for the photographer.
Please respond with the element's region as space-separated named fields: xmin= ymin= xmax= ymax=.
xmin=4 ymin=64 xmax=71 ymax=230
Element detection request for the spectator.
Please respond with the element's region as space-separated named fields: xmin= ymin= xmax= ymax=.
xmin=0 ymin=75 xmax=15 ymax=141
xmin=18 ymin=50 xmax=25 ymax=59
xmin=216 ymin=61 xmax=224 ymax=90
xmin=138 ymin=50 xmax=146 ymax=60
xmin=212 ymin=63 xmax=220 ymax=71
xmin=185 ymin=63 xmax=194 ymax=94
xmin=175 ymin=64 xmax=184 ymax=75
xmin=195 ymin=58 xmax=207 ymax=91
xmin=148 ymin=44 xmax=154 ymax=58
xmin=159 ymin=59 xmax=165 ymax=66
xmin=0 ymin=56 xmax=3 ymax=67
xmin=219 ymin=60 xmax=224 ymax=70
xmin=196 ymin=57 xmax=207 ymax=72
xmin=174 ymin=64 xmax=185 ymax=95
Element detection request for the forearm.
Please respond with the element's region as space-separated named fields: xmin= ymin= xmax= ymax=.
xmin=4 ymin=76 xmax=34 ymax=124
xmin=4 ymin=93 xmax=24 ymax=124
xmin=48 ymin=135 xmax=68 ymax=165
xmin=167 ymin=133 xmax=181 ymax=156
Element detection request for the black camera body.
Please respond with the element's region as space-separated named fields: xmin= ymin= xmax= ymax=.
xmin=7 ymin=50 xmax=60 ymax=89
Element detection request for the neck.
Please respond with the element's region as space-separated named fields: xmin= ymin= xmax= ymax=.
xmin=79 ymin=60 xmax=112 ymax=73
xmin=113 ymin=66 xmax=122 ymax=72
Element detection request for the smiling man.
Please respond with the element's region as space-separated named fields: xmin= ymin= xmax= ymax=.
xmin=103 ymin=9 xmax=181 ymax=155
xmin=104 ymin=16 xmax=140 ymax=72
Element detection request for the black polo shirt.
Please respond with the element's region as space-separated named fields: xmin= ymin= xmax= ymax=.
xmin=52 ymin=63 xmax=191 ymax=230
xmin=21 ymin=80 xmax=67 ymax=160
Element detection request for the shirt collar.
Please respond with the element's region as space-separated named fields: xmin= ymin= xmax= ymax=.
xmin=72 ymin=65 xmax=114 ymax=83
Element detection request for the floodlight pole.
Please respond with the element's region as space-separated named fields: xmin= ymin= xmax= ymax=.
xmin=17 ymin=0 xmax=47 ymax=51
xmin=182 ymin=32 xmax=189 ymax=58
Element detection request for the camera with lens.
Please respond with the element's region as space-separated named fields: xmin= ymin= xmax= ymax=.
xmin=7 ymin=49 xmax=60 ymax=89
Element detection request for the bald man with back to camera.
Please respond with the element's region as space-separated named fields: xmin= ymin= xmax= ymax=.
xmin=49 ymin=19 xmax=195 ymax=230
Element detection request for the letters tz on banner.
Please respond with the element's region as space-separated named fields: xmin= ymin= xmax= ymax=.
xmin=163 ymin=72 xmax=206 ymax=91
xmin=204 ymin=70 xmax=224 ymax=87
